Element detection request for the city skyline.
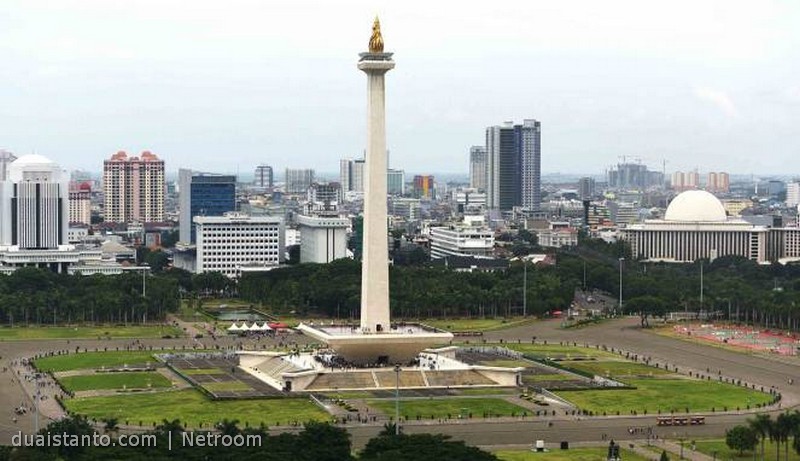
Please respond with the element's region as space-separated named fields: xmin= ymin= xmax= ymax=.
xmin=1 ymin=1 xmax=799 ymax=175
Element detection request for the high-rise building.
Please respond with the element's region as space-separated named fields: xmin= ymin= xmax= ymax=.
xmin=194 ymin=213 xmax=284 ymax=278
xmin=178 ymin=169 xmax=237 ymax=244
xmin=69 ymin=182 xmax=92 ymax=225
xmin=469 ymin=146 xmax=487 ymax=191
xmin=578 ymin=177 xmax=596 ymax=200
xmin=413 ymin=175 xmax=435 ymax=199
xmin=671 ymin=171 xmax=700 ymax=191
xmin=285 ymin=168 xmax=315 ymax=194
xmin=254 ymin=164 xmax=273 ymax=190
xmin=0 ymin=154 xmax=68 ymax=250
xmin=340 ymin=158 xmax=365 ymax=194
xmin=0 ymin=150 xmax=18 ymax=181
xmin=517 ymin=119 xmax=542 ymax=210
xmin=486 ymin=122 xmax=517 ymax=210
xmin=387 ymin=169 xmax=404 ymax=195
xmin=706 ymin=172 xmax=730 ymax=193
xmin=485 ymin=119 xmax=541 ymax=210
xmin=103 ymin=150 xmax=165 ymax=223
xmin=608 ymin=162 xmax=664 ymax=190
xmin=787 ymin=182 xmax=800 ymax=208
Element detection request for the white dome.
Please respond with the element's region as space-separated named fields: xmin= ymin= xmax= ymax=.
xmin=664 ymin=190 xmax=727 ymax=222
xmin=11 ymin=154 xmax=56 ymax=167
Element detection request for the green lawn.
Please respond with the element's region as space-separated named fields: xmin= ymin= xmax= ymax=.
xmin=694 ymin=438 xmax=800 ymax=461
xmin=556 ymin=378 xmax=773 ymax=414
xmin=565 ymin=361 xmax=672 ymax=378
xmin=419 ymin=318 xmax=536 ymax=332
xmin=456 ymin=388 xmax=517 ymax=396
xmin=496 ymin=447 xmax=650 ymax=461
xmin=202 ymin=381 xmax=252 ymax=392
xmin=480 ymin=359 xmax=532 ymax=368
xmin=523 ymin=374 xmax=579 ymax=383
xmin=65 ymin=389 xmax=329 ymax=427
xmin=367 ymin=397 xmax=529 ymax=419
xmin=0 ymin=325 xmax=182 ymax=340
xmin=36 ymin=351 xmax=158 ymax=372
xmin=182 ymin=368 xmax=225 ymax=375
xmin=59 ymin=372 xmax=172 ymax=392
xmin=504 ymin=344 xmax=619 ymax=360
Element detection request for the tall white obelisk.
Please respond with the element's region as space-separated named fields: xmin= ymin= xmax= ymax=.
xmin=358 ymin=17 xmax=394 ymax=333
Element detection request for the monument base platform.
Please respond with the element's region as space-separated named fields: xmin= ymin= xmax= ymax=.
xmin=296 ymin=322 xmax=454 ymax=365
xmin=237 ymin=347 xmax=523 ymax=393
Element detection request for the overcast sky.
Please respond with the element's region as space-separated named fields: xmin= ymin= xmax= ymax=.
xmin=1 ymin=0 xmax=798 ymax=177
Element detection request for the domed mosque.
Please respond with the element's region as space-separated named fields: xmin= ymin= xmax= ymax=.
xmin=621 ymin=190 xmax=800 ymax=264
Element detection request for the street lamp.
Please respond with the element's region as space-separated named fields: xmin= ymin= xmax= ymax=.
xmin=618 ymin=257 xmax=625 ymax=315
xmin=394 ymin=364 xmax=401 ymax=435
xmin=523 ymin=259 xmax=527 ymax=317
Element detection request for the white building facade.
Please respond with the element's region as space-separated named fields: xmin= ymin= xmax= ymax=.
xmin=194 ymin=213 xmax=285 ymax=278
xmin=621 ymin=190 xmax=800 ymax=264
xmin=429 ymin=225 xmax=494 ymax=259
xmin=296 ymin=214 xmax=349 ymax=264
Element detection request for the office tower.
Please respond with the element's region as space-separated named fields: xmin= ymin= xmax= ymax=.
xmin=485 ymin=119 xmax=541 ymax=210
xmin=387 ymin=168 xmax=404 ymax=195
xmin=103 ymin=150 xmax=165 ymax=223
xmin=254 ymin=164 xmax=273 ymax=190
xmin=69 ymin=182 xmax=92 ymax=225
xmin=413 ymin=175 xmax=435 ymax=199
xmin=194 ymin=214 xmax=284 ymax=278
xmin=0 ymin=150 xmax=18 ymax=181
xmin=486 ymin=122 xmax=518 ymax=210
xmin=787 ymin=182 xmax=800 ymax=208
xmin=517 ymin=119 xmax=542 ymax=210
xmin=608 ymin=162 xmax=664 ymax=190
xmin=578 ymin=177 xmax=596 ymax=200
xmin=178 ymin=169 xmax=237 ymax=244
xmin=0 ymin=154 xmax=68 ymax=251
xmin=469 ymin=146 xmax=487 ymax=191
xmin=340 ymin=158 xmax=365 ymax=194
xmin=284 ymin=168 xmax=315 ymax=194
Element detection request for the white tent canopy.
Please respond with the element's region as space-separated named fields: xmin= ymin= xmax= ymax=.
xmin=259 ymin=322 xmax=272 ymax=331
xmin=227 ymin=322 xmax=242 ymax=331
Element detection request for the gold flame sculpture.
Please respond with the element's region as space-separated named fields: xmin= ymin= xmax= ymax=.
xmin=369 ymin=16 xmax=384 ymax=53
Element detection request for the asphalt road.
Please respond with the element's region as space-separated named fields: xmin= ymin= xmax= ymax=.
xmin=0 ymin=317 xmax=797 ymax=449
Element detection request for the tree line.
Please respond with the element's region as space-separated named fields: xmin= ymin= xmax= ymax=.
xmin=238 ymin=258 xmax=574 ymax=319
xmin=0 ymin=268 xmax=179 ymax=325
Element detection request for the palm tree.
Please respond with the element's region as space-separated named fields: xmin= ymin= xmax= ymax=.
xmin=216 ymin=418 xmax=240 ymax=436
xmin=777 ymin=412 xmax=794 ymax=461
xmin=102 ymin=417 xmax=118 ymax=435
xmin=749 ymin=413 xmax=771 ymax=461
xmin=156 ymin=418 xmax=184 ymax=437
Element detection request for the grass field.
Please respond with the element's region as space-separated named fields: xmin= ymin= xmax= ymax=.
xmin=65 ymin=389 xmax=329 ymax=427
xmin=556 ymin=378 xmax=772 ymax=414
xmin=565 ymin=361 xmax=672 ymax=378
xmin=523 ymin=374 xmax=579 ymax=383
xmin=367 ymin=397 xmax=529 ymax=419
xmin=496 ymin=447 xmax=650 ymax=461
xmin=59 ymin=372 xmax=172 ymax=392
xmin=456 ymin=388 xmax=517 ymax=396
xmin=36 ymin=351 xmax=158 ymax=372
xmin=202 ymin=382 xmax=252 ymax=392
xmin=504 ymin=344 xmax=619 ymax=360
xmin=693 ymin=438 xmax=800 ymax=461
xmin=181 ymin=368 xmax=225 ymax=375
xmin=419 ymin=318 xmax=536 ymax=332
xmin=0 ymin=325 xmax=182 ymax=340
xmin=480 ymin=359 xmax=532 ymax=368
